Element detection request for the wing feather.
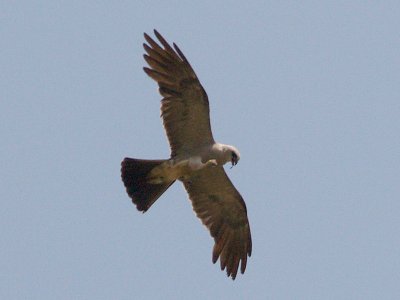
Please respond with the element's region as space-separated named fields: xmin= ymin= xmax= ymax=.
xmin=183 ymin=167 xmax=252 ymax=280
xmin=143 ymin=30 xmax=214 ymax=157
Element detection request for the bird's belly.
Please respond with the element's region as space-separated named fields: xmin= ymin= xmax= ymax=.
xmin=147 ymin=156 xmax=214 ymax=184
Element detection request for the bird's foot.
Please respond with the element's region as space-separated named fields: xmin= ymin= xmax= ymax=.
xmin=205 ymin=159 xmax=218 ymax=167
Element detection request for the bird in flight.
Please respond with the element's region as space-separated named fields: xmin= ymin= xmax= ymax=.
xmin=121 ymin=30 xmax=252 ymax=280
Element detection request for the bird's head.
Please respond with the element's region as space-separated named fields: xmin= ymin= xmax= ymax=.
xmin=223 ymin=145 xmax=240 ymax=167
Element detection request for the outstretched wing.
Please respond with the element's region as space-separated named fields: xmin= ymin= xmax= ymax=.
xmin=183 ymin=167 xmax=252 ymax=280
xmin=143 ymin=30 xmax=215 ymax=158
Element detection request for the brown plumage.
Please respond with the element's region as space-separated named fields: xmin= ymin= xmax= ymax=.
xmin=183 ymin=167 xmax=252 ymax=279
xmin=121 ymin=30 xmax=252 ymax=280
xmin=143 ymin=30 xmax=214 ymax=158
xmin=121 ymin=158 xmax=174 ymax=212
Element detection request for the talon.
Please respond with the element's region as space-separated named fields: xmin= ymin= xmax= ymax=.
xmin=207 ymin=159 xmax=218 ymax=167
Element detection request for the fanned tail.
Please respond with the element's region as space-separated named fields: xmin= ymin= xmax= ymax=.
xmin=121 ymin=158 xmax=175 ymax=212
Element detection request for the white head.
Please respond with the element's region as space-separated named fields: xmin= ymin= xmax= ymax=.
xmin=222 ymin=144 xmax=241 ymax=167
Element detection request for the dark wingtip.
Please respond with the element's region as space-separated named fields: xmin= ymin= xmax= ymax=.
xmin=212 ymin=254 xmax=218 ymax=264
xmin=227 ymin=269 xmax=237 ymax=280
xmin=153 ymin=29 xmax=161 ymax=38
xmin=143 ymin=66 xmax=151 ymax=74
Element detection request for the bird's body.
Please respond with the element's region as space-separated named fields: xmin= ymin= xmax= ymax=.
xmin=121 ymin=30 xmax=251 ymax=280
xmin=146 ymin=143 xmax=240 ymax=184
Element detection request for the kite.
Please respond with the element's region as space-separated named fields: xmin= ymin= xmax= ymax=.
xmin=121 ymin=30 xmax=252 ymax=279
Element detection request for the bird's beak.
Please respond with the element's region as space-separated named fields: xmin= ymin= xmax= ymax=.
xmin=231 ymin=157 xmax=238 ymax=168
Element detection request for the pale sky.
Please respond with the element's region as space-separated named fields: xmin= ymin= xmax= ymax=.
xmin=1 ymin=2 xmax=400 ymax=299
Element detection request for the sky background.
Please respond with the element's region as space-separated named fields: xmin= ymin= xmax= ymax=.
xmin=1 ymin=1 xmax=400 ymax=299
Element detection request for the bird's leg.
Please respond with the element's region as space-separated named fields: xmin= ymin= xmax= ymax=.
xmin=187 ymin=157 xmax=217 ymax=170
xmin=172 ymin=157 xmax=218 ymax=175
xmin=204 ymin=159 xmax=218 ymax=167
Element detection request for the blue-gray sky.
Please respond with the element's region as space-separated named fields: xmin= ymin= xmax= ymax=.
xmin=1 ymin=1 xmax=400 ymax=299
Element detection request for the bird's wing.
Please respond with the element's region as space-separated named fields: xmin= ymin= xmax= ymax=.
xmin=143 ymin=30 xmax=215 ymax=158
xmin=183 ymin=166 xmax=252 ymax=280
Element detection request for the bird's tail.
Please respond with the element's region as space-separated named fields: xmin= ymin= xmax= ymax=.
xmin=121 ymin=158 xmax=175 ymax=212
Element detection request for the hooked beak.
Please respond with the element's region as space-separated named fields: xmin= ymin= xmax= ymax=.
xmin=231 ymin=156 xmax=238 ymax=168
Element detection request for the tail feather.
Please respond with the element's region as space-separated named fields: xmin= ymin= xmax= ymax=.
xmin=121 ymin=158 xmax=175 ymax=212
